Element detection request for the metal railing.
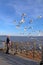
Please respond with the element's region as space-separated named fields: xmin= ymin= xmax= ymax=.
xmin=0 ymin=41 xmax=43 ymax=62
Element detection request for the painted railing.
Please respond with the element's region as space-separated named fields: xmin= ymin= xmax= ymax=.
xmin=0 ymin=41 xmax=43 ymax=62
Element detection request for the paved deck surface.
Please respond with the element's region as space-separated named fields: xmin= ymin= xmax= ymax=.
xmin=0 ymin=51 xmax=40 ymax=65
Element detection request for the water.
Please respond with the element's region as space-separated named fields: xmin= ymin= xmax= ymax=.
xmin=0 ymin=35 xmax=43 ymax=48
xmin=0 ymin=36 xmax=43 ymax=42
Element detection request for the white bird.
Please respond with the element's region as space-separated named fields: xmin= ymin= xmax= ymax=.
xmin=37 ymin=15 xmax=42 ymax=19
xmin=38 ymin=30 xmax=41 ymax=32
xmin=28 ymin=26 xmax=33 ymax=29
xmin=29 ymin=19 xmax=33 ymax=24
xmin=20 ymin=18 xmax=25 ymax=24
xmin=16 ymin=25 xmax=20 ymax=29
xmin=24 ymin=27 xmax=27 ymax=31
xmin=13 ymin=20 xmax=16 ymax=24
xmin=22 ymin=13 xmax=26 ymax=18
xmin=39 ymin=44 xmax=42 ymax=50
xmin=20 ymin=32 xmax=24 ymax=35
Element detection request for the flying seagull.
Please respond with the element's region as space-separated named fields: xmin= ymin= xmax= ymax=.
xmin=29 ymin=19 xmax=33 ymax=24
xmin=16 ymin=25 xmax=20 ymax=29
xmin=19 ymin=18 xmax=25 ymax=24
xmin=37 ymin=15 xmax=42 ymax=19
xmin=21 ymin=13 xmax=26 ymax=18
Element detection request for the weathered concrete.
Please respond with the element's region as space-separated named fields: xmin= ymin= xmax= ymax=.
xmin=0 ymin=51 xmax=40 ymax=65
xmin=0 ymin=57 xmax=12 ymax=65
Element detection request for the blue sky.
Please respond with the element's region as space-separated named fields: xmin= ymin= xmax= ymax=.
xmin=0 ymin=0 xmax=43 ymax=36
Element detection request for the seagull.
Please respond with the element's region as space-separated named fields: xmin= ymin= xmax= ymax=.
xmin=19 ymin=18 xmax=25 ymax=24
xmin=39 ymin=44 xmax=42 ymax=50
xmin=21 ymin=13 xmax=26 ymax=18
xmin=16 ymin=25 xmax=20 ymax=29
xmin=24 ymin=27 xmax=27 ymax=31
xmin=37 ymin=15 xmax=42 ymax=19
xmin=28 ymin=26 xmax=33 ymax=29
xmin=28 ymin=33 xmax=31 ymax=36
xmin=13 ymin=20 xmax=16 ymax=24
xmin=38 ymin=30 xmax=41 ymax=32
xmin=20 ymin=32 xmax=24 ymax=35
xmin=29 ymin=19 xmax=33 ymax=24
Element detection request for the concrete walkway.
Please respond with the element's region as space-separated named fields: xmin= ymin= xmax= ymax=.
xmin=0 ymin=51 xmax=40 ymax=65
xmin=0 ymin=57 xmax=12 ymax=65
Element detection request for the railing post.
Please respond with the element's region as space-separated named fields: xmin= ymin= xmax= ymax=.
xmin=40 ymin=43 xmax=43 ymax=65
xmin=33 ymin=43 xmax=34 ymax=59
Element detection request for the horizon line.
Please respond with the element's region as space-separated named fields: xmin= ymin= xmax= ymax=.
xmin=0 ymin=34 xmax=43 ymax=37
